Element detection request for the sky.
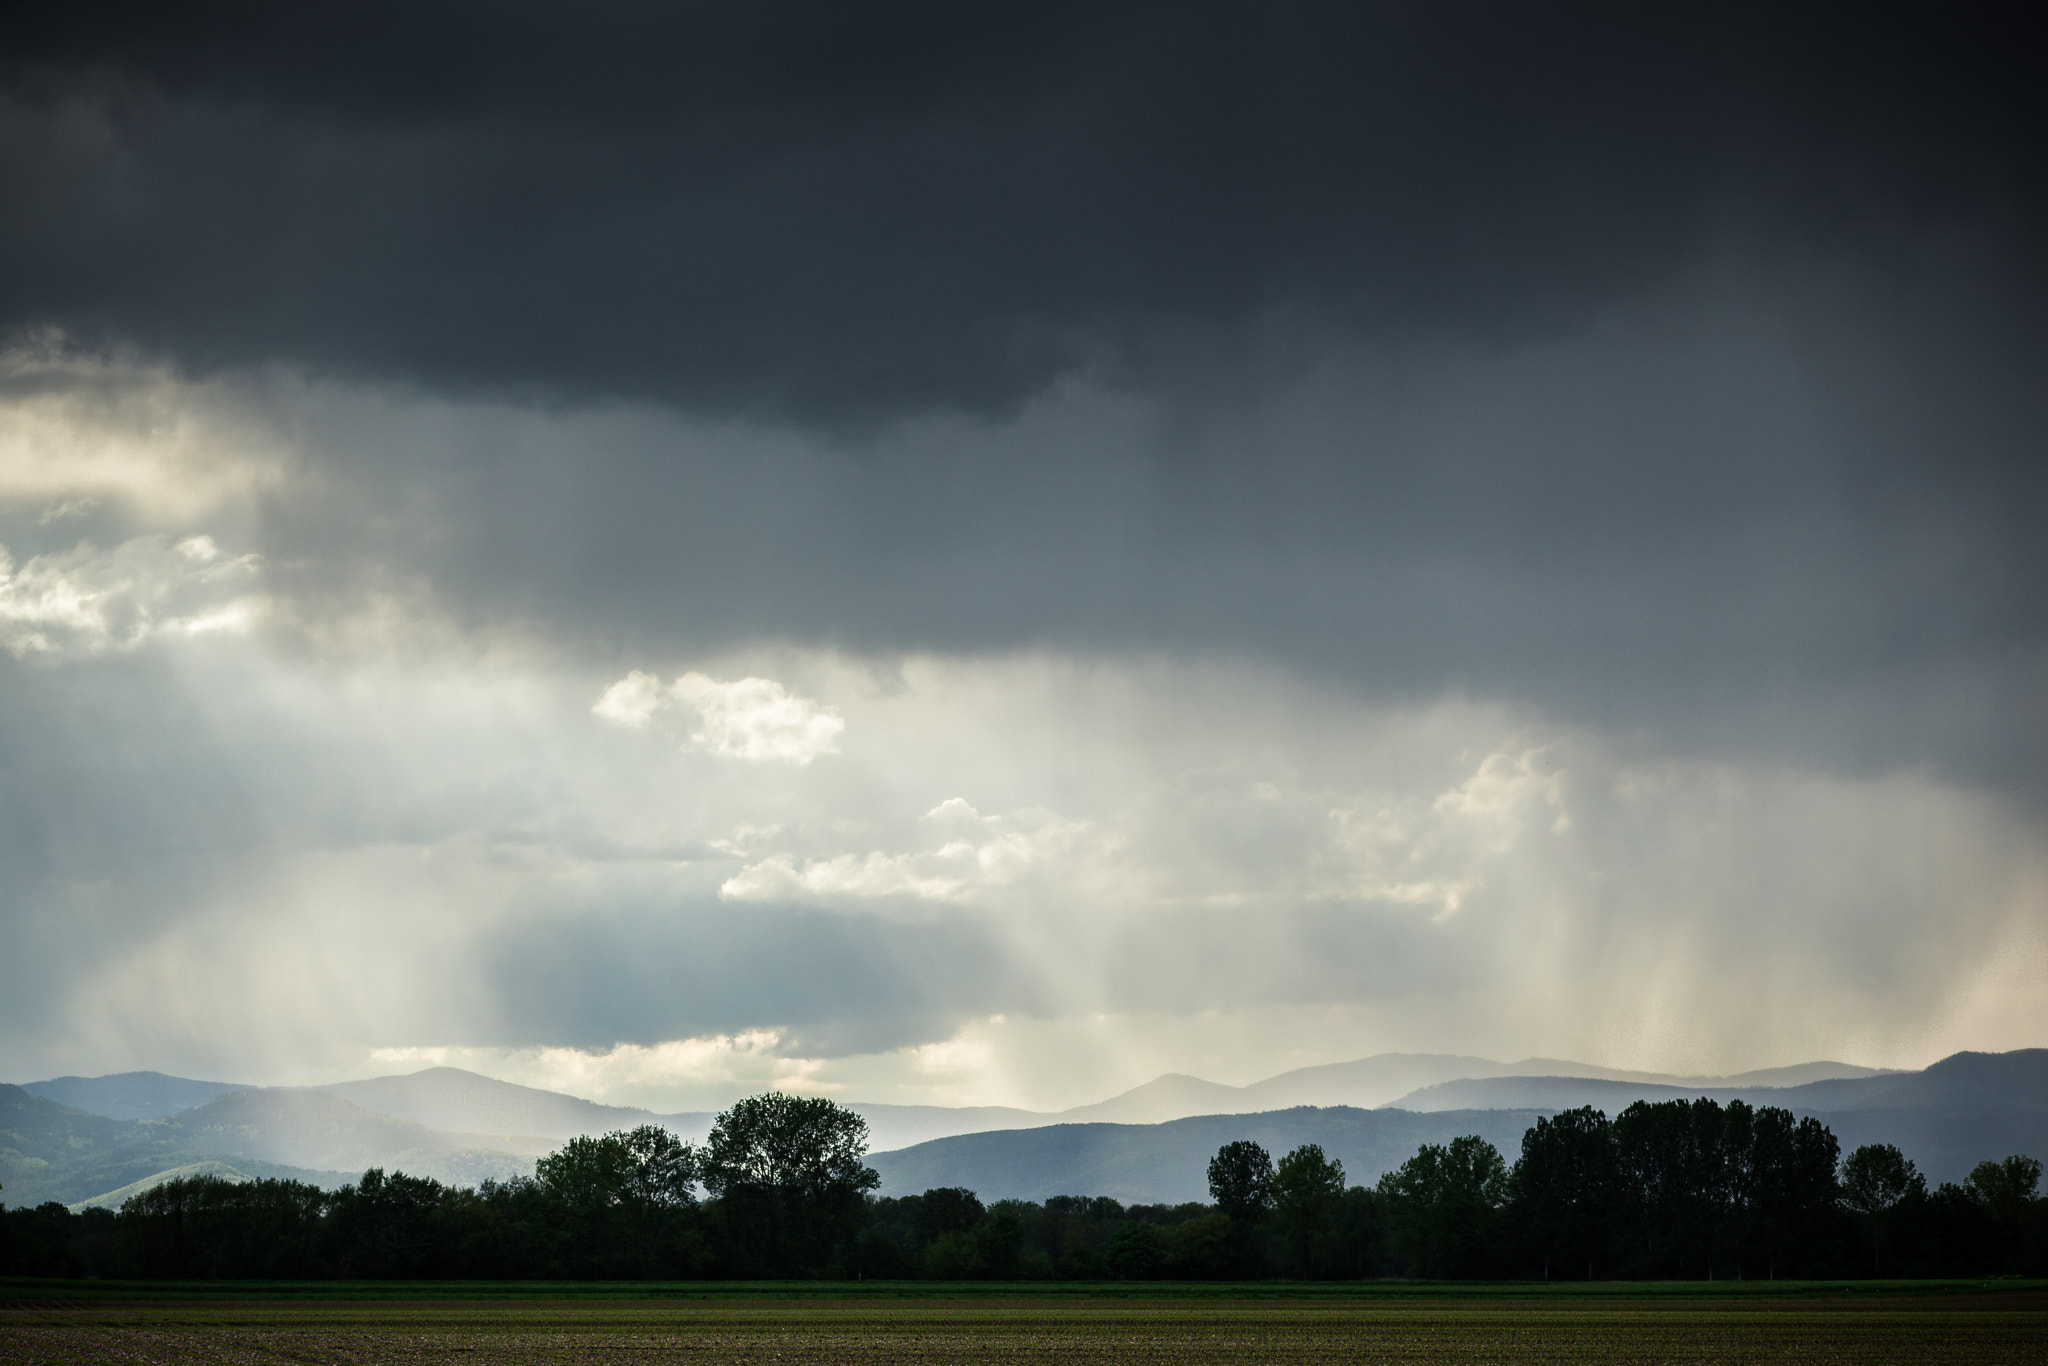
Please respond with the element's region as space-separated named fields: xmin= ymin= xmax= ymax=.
xmin=1 ymin=2 xmax=2043 ymax=1113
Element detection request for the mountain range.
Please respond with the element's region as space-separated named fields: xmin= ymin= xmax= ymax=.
xmin=869 ymin=1050 xmax=2048 ymax=1201
xmin=4 ymin=1049 xmax=2038 ymax=1211
xmin=867 ymin=1107 xmax=1553 ymax=1205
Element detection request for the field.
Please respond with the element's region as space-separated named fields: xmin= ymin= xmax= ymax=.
xmin=3 ymin=1284 xmax=2045 ymax=1365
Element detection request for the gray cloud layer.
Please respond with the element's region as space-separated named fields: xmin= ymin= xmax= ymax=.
xmin=4 ymin=3 xmax=2039 ymax=782
xmin=0 ymin=4 xmax=2041 ymax=1098
xmin=3 ymin=3 xmax=2040 ymax=418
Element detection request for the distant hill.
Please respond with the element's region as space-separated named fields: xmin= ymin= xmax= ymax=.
xmin=159 ymin=1088 xmax=544 ymax=1187
xmin=1391 ymin=1076 xmax=1748 ymax=1113
xmin=868 ymin=1107 xmax=1547 ymax=1204
xmin=1708 ymin=1061 xmax=1900 ymax=1088
xmin=2 ymin=1083 xmax=183 ymax=1204
xmin=1048 ymin=1054 xmax=1894 ymax=1127
xmin=22 ymin=1072 xmax=247 ymax=1121
xmin=319 ymin=1067 xmax=707 ymax=1142
xmin=1386 ymin=1049 xmax=2048 ymax=1118
xmin=15 ymin=1052 xmax=1900 ymax=1149
xmin=1816 ymin=1106 xmax=2048 ymax=1186
xmin=1373 ymin=1050 xmax=2047 ymax=1187
xmin=68 ymin=1160 xmax=274 ymax=1213
xmin=312 ymin=1069 xmax=1045 ymax=1153
xmin=309 ymin=1068 xmax=1049 ymax=1151
xmin=844 ymin=1103 xmax=1049 ymax=1152
xmin=1049 ymin=1074 xmax=1263 ymax=1125
xmin=1768 ymin=1049 xmax=2048 ymax=1112
xmin=869 ymin=1051 xmax=2046 ymax=1203
xmin=0 ymin=1085 xmax=353 ymax=1207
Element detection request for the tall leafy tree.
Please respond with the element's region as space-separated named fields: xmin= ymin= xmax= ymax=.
xmin=1742 ymin=1106 xmax=1839 ymax=1279
xmin=914 ymin=1187 xmax=986 ymax=1244
xmin=1613 ymin=1099 xmax=1730 ymax=1276
xmin=321 ymin=1168 xmax=446 ymax=1279
xmin=1608 ymin=1098 xmax=1836 ymax=1279
xmin=1509 ymin=1106 xmax=1615 ymax=1280
xmin=1966 ymin=1154 xmax=2043 ymax=1273
xmin=702 ymin=1092 xmax=879 ymax=1275
xmin=1207 ymin=1139 xmax=1274 ymax=1276
xmin=1207 ymin=1140 xmax=1274 ymax=1221
xmin=535 ymin=1124 xmax=701 ymax=1276
xmin=1378 ymin=1135 xmax=1507 ymax=1278
xmin=115 ymin=1175 xmax=327 ymax=1279
xmin=1270 ymin=1143 xmax=1347 ymax=1278
xmin=1840 ymin=1143 xmax=1924 ymax=1275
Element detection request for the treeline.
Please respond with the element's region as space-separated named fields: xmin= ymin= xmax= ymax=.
xmin=2 ymin=1094 xmax=2042 ymax=1280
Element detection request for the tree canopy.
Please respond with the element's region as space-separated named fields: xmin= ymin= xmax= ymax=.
xmin=701 ymin=1091 xmax=878 ymax=1275
xmin=7 ymin=1094 xmax=2044 ymax=1282
xmin=1206 ymin=1139 xmax=1273 ymax=1221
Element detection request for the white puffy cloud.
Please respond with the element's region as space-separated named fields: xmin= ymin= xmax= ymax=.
xmin=675 ymin=673 xmax=844 ymax=763
xmin=0 ymin=533 xmax=263 ymax=658
xmin=591 ymin=669 xmax=665 ymax=726
xmin=720 ymin=798 xmax=1107 ymax=905
xmin=1315 ymin=747 xmax=1569 ymax=917
xmin=593 ymin=669 xmax=843 ymax=763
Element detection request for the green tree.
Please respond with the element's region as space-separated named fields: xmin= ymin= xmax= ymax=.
xmin=1741 ymin=1106 xmax=1838 ymax=1279
xmin=1841 ymin=1144 xmax=1924 ymax=1215
xmin=1164 ymin=1209 xmax=1233 ymax=1278
xmin=1109 ymin=1221 xmax=1166 ymax=1279
xmin=702 ymin=1092 xmax=879 ymax=1275
xmin=115 ymin=1175 xmax=327 ymax=1278
xmin=1207 ymin=1139 xmax=1274 ymax=1275
xmin=915 ymin=1187 xmax=985 ymax=1246
xmin=1967 ymin=1154 xmax=2043 ymax=1273
xmin=1270 ymin=1143 xmax=1346 ymax=1278
xmin=1208 ymin=1140 xmax=1274 ymax=1220
xmin=1509 ymin=1106 xmax=1615 ymax=1280
xmin=537 ymin=1125 xmax=698 ymax=1212
xmin=1329 ymin=1184 xmax=1388 ymax=1279
xmin=534 ymin=1125 xmax=701 ymax=1276
xmin=322 ymin=1168 xmax=446 ymax=1278
xmin=1839 ymin=1143 xmax=1924 ymax=1275
xmin=1967 ymin=1154 xmax=2043 ymax=1215
xmin=1379 ymin=1135 xmax=1507 ymax=1279
xmin=921 ymin=1230 xmax=982 ymax=1279
xmin=974 ymin=1203 xmax=1026 ymax=1279
xmin=1612 ymin=1098 xmax=1728 ymax=1276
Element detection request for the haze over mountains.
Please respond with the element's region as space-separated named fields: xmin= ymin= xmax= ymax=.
xmin=8 ymin=1049 xmax=2038 ymax=1211
xmin=20 ymin=1073 xmax=247 ymax=1122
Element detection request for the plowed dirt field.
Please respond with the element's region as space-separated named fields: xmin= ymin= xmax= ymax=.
xmin=5 ymin=1294 xmax=2045 ymax=1365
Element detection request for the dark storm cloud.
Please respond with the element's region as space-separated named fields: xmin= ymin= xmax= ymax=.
xmin=2 ymin=1 xmax=2043 ymax=791
xmin=1 ymin=1 xmax=2039 ymax=422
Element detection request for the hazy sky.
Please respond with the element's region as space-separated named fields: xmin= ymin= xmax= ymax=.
xmin=2 ymin=3 xmax=2042 ymax=1112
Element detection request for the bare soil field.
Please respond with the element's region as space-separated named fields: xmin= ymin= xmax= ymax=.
xmin=4 ymin=1292 xmax=2046 ymax=1366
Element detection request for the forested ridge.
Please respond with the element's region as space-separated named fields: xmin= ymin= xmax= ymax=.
xmin=4 ymin=1093 xmax=2041 ymax=1281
